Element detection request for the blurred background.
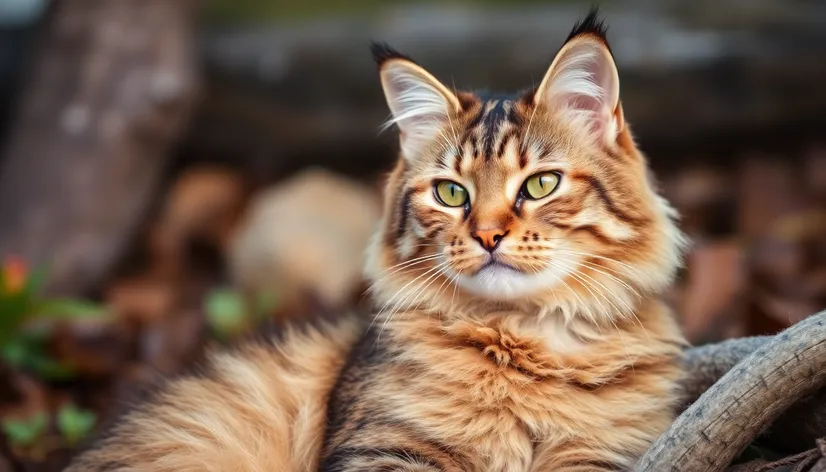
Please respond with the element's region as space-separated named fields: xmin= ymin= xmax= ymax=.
xmin=0 ymin=0 xmax=824 ymax=469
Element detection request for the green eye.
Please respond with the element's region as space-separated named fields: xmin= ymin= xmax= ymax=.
xmin=434 ymin=180 xmax=469 ymax=207
xmin=522 ymin=172 xmax=561 ymax=200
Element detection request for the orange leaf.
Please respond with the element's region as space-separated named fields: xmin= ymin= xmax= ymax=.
xmin=2 ymin=255 xmax=29 ymax=294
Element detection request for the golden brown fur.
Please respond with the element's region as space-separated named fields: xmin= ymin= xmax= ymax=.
xmin=66 ymin=318 xmax=361 ymax=472
xmin=324 ymin=12 xmax=687 ymax=471
xmin=68 ymin=11 xmax=687 ymax=472
xmin=322 ymin=303 xmax=682 ymax=471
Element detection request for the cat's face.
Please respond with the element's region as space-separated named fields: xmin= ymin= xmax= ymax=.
xmin=366 ymin=15 xmax=685 ymax=321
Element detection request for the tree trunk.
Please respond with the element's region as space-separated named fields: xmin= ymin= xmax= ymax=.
xmin=0 ymin=0 xmax=199 ymax=296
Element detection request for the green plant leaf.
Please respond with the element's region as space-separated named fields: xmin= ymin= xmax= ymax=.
xmin=30 ymin=298 xmax=105 ymax=320
xmin=29 ymin=353 xmax=76 ymax=380
xmin=57 ymin=404 xmax=96 ymax=445
xmin=2 ymin=411 xmax=48 ymax=447
xmin=1 ymin=334 xmax=76 ymax=380
xmin=24 ymin=265 xmax=48 ymax=296
xmin=0 ymin=263 xmax=47 ymax=346
xmin=1 ymin=336 xmax=31 ymax=367
xmin=0 ymin=293 xmax=31 ymax=347
xmin=205 ymin=289 xmax=247 ymax=339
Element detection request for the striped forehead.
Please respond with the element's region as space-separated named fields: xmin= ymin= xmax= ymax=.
xmin=452 ymin=99 xmax=526 ymax=173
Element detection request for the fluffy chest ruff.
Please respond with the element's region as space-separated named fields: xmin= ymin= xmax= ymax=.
xmin=321 ymin=300 xmax=685 ymax=472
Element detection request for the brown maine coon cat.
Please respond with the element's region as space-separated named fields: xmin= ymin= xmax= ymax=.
xmin=67 ymin=11 xmax=687 ymax=472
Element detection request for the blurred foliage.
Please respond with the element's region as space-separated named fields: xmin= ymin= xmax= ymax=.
xmin=2 ymin=404 xmax=97 ymax=456
xmin=56 ymin=404 xmax=96 ymax=447
xmin=205 ymin=288 xmax=277 ymax=340
xmin=3 ymin=333 xmax=75 ymax=380
xmin=205 ymin=288 xmax=247 ymax=339
xmin=2 ymin=412 xmax=47 ymax=449
xmin=203 ymin=0 xmax=577 ymax=24
xmin=0 ymin=256 xmax=106 ymax=379
xmin=0 ymin=257 xmax=103 ymax=456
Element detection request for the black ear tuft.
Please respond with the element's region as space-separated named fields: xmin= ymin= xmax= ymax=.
xmin=565 ymin=7 xmax=608 ymax=43
xmin=370 ymin=42 xmax=417 ymax=67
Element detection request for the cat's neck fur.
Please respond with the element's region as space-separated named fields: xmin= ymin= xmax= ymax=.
xmin=372 ymin=288 xmax=659 ymax=357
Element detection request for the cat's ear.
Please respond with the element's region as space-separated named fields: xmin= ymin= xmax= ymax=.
xmin=533 ymin=11 xmax=623 ymax=144
xmin=372 ymin=43 xmax=462 ymax=161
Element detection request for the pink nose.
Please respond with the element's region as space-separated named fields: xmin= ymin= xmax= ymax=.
xmin=471 ymin=228 xmax=508 ymax=253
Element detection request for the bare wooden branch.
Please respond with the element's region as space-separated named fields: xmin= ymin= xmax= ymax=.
xmin=639 ymin=311 xmax=826 ymax=471
xmin=680 ymin=336 xmax=772 ymax=406
xmin=681 ymin=335 xmax=826 ymax=456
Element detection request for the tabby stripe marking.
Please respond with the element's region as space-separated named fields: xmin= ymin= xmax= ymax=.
xmin=497 ymin=129 xmax=516 ymax=159
xmin=481 ymin=100 xmax=507 ymax=160
xmin=576 ymin=175 xmax=648 ymax=224
xmin=322 ymin=447 xmax=446 ymax=471
xmin=395 ymin=187 xmax=415 ymax=239
xmin=506 ymin=102 xmax=525 ymax=127
xmin=518 ymin=149 xmax=528 ymax=169
xmin=460 ymin=106 xmax=486 ymax=144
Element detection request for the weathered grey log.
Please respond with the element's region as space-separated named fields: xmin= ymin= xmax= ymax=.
xmin=639 ymin=311 xmax=826 ymax=471
xmin=681 ymin=336 xmax=826 ymax=456
xmin=192 ymin=0 xmax=826 ymax=174
xmin=0 ymin=0 xmax=199 ymax=295
xmin=681 ymin=336 xmax=772 ymax=407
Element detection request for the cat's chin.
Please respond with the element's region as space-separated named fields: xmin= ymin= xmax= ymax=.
xmin=455 ymin=259 xmax=573 ymax=300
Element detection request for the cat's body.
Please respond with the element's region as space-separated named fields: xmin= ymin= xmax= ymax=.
xmin=68 ymin=12 xmax=687 ymax=472
xmin=66 ymin=318 xmax=362 ymax=472
xmin=323 ymin=303 xmax=682 ymax=472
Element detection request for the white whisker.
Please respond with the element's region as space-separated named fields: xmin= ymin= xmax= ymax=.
xmin=569 ymin=258 xmax=642 ymax=299
xmin=377 ymin=262 xmax=450 ymax=340
xmin=365 ymin=255 xmax=442 ymax=292
xmin=553 ymin=249 xmax=646 ymax=279
xmin=369 ymin=261 xmax=447 ymax=333
xmin=546 ymin=261 xmax=635 ymax=360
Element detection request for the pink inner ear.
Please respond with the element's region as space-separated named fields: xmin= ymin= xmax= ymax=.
xmin=570 ymin=48 xmax=613 ymax=111
xmin=568 ymin=94 xmax=603 ymax=114
xmin=559 ymin=91 xmax=610 ymax=137
xmin=548 ymin=43 xmax=619 ymax=139
xmin=381 ymin=64 xmax=451 ymax=139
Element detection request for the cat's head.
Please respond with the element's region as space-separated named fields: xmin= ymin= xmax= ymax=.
xmin=366 ymin=11 xmax=686 ymax=323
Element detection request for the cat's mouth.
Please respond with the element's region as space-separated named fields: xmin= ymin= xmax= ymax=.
xmin=456 ymin=253 xmax=569 ymax=299
xmin=457 ymin=256 xmax=538 ymax=299
xmin=475 ymin=258 xmax=520 ymax=276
